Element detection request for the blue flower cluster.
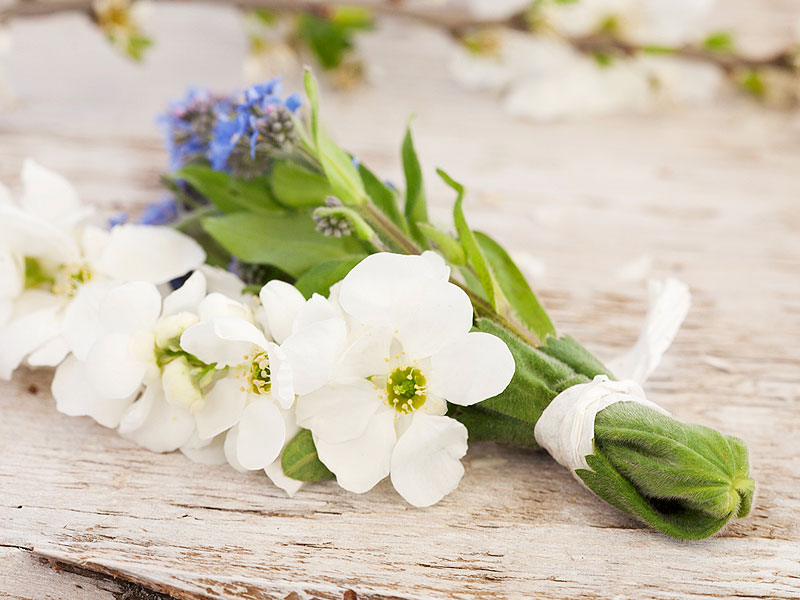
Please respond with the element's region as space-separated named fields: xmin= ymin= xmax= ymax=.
xmin=208 ymin=79 xmax=301 ymax=171
xmin=159 ymin=79 xmax=301 ymax=174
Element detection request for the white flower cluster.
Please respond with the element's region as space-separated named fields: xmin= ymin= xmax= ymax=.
xmin=1 ymin=162 xmax=515 ymax=506
xmin=454 ymin=0 xmax=723 ymax=121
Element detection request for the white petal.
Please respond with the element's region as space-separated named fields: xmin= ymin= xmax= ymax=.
xmin=27 ymin=335 xmax=69 ymax=367
xmin=266 ymin=342 xmax=294 ymax=408
xmin=429 ymin=332 xmax=515 ymax=407
xmin=198 ymin=292 xmax=253 ymax=322
xmin=290 ymin=293 xmax=339 ymax=334
xmin=295 ymin=378 xmax=381 ymax=444
xmin=85 ymin=333 xmax=146 ymax=399
xmin=223 ymin=427 xmax=247 ymax=473
xmin=0 ymin=251 xmax=23 ymax=302
xmin=20 ymin=159 xmax=82 ymax=222
xmin=394 ymin=280 xmax=473 ymax=358
xmin=339 ymin=252 xmax=450 ymax=327
xmin=180 ymin=317 xmax=267 ymax=368
xmin=0 ymin=204 xmax=81 ymax=264
xmin=52 ymin=355 xmax=133 ymax=428
xmin=80 ymin=225 xmax=110 ymax=265
xmin=338 ymin=326 xmax=393 ymax=379
xmin=93 ymin=224 xmax=205 ymax=285
xmin=0 ymin=302 xmax=60 ymax=379
xmin=281 ymin=317 xmax=347 ymax=395
xmin=390 ymin=414 xmax=468 ymax=507
xmin=234 ymin=399 xmax=286 ymax=470
xmin=265 ymin=459 xmax=303 ymax=497
xmin=161 ymin=270 xmax=207 ymax=317
xmin=259 ymin=280 xmax=306 ymax=344
xmin=180 ymin=432 xmax=227 ymax=465
xmin=199 ymin=265 xmax=246 ymax=298
xmin=62 ymin=280 xmax=114 ymax=360
xmin=194 ymin=375 xmax=248 ymax=439
xmin=98 ymin=281 xmax=161 ymax=335
xmin=119 ymin=384 xmax=195 ymax=452
xmin=315 ymin=407 xmax=396 ymax=494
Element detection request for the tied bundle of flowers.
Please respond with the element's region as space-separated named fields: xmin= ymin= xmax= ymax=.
xmin=0 ymin=71 xmax=754 ymax=541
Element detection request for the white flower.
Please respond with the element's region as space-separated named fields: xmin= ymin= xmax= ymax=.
xmin=179 ymin=280 xmax=304 ymax=495
xmin=289 ymin=252 xmax=515 ymax=507
xmin=0 ymin=160 xmax=205 ymax=378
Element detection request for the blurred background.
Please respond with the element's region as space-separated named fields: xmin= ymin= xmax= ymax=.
xmin=0 ymin=0 xmax=798 ymax=342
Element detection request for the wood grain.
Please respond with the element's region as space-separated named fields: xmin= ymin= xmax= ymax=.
xmin=1 ymin=3 xmax=799 ymax=599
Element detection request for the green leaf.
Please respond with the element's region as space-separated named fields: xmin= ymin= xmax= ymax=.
xmin=449 ymin=404 xmax=538 ymax=447
xmin=173 ymin=166 xmax=283 ymax=214
xmin=402 ymin=125 xmax=429 ymax=247
xmin=703 ymin=31 xmax=735 ymax=53
xmin=304 ymin=70 xmax=367 ymax=206
xmin=281 ymin=429 xmax=335 ymax=482
xmin=294 ymin=256 xmax=363 ymax=299
xmin=539 ymin=335 xmax=613 ymax=380
xmin=474 ymin=231 xmax=555 ymax=341
xmin=297 ymin=14 xmax=354 ymax=70
xmin=418 ymin=223 xmax=466 ymax=266
xmin=739 ymin=69 xmax=765 ymax=98
xmin=441 ymin=168 xmax=503 ymax=310
xmin=359 ymin=163 xmax=407 ymax=233
xmin=271 ymin=161 xmax=332 ymax=208
xmin=203 ymin=211 xmax=366 ymax=278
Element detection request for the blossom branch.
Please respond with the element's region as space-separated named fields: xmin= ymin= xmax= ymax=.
xmin=2 ymin=0 xmax=796 ymax=77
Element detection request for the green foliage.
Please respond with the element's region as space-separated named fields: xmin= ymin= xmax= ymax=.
xmin=296 ymin=7 xmax=372 ymax=70
xmin=202 ymin=211 xmax=365 ymax=278
xmin=703 ymin=31 xmax=735 ymax=53
xmin=304 ymin=70 xmax=368 ymax=206
xmin=402 ymin=125 xmax=429 ymax=248
xmin=582 ymin=402 xmax=755 ymax=539
xmin=294 ymin=256 xmax=363 ymax=298
xmin=173 ymin=166 xmax=283 ymax=214
xmin=592 ymin=51 xmax=614 ymax=67
xmin=418 ymin=223 xmax=466 ymax=265
xmin=282 ymin=429 xmax=335 ymax=481
xmin=271 ymin=161 xmax=333 ymax=208
xmin=474 ymin=231 xmax=555 ymax=341
xmin=740 ymin=70 xmax=766 ymax=98
xmin=441 ymin=169 xmax=504 ymax=311
xmin=359 ymin=164 xmax=408 ymax=233
xmin=538 ymin=335 xmax=612 ymax=380
xmin=124 ymin=32 xmax=153 ymax=62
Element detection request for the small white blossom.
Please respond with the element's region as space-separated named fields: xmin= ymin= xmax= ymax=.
xmin=287 ymin=252 xmax=515 ymax=507
xmin=0 ymin=160 xmax=205 ymax=379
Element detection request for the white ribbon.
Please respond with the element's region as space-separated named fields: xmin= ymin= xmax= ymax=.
xmin=534 ymin=278 xmax=690 ymax=476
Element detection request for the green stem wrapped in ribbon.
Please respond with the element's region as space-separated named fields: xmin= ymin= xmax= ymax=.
xmin=166 ymin=69 xmax=754 ymax=539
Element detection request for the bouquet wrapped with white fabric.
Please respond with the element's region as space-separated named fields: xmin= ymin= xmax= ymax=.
xmin=0 ymin=70 xmax=753 ymax=540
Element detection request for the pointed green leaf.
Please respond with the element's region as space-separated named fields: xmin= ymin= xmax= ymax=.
xmin=173 ymin=166 xmax=283 ymax=214
xmin=271 ymin=161 xmax=333 ymax=208
xmin=418 ymin=223 xmax=466 ymax=266
xmin=359 ymin=163 xmax=407 ymax=232
xmin=474 ymin=231 xmax=555 ymax=340
xmin=202 ymin=212 xmax=366 ymax=278
xmin=294 ymin=256 xmax=363 ymax=299
xmin=440 ymin=168 xmax=504 ymax=310
xmin=282 ymin=429 xmax=335 ymax=482
xmin=402 ymin=125 xmax=429 ymax=247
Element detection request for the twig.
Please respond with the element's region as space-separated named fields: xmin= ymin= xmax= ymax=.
xmin=0 ymin=0 xmax=795 ymax=75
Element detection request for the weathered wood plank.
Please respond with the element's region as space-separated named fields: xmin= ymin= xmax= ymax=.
xmin=1 ymin=3 xmax=800 ymax=599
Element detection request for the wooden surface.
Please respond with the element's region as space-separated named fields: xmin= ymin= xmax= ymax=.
xmin=1 ymin=3 xmax=800 ymax=599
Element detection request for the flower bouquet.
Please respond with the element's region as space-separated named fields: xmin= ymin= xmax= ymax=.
xmin=0 ymin=70 xmax=754 ymax=540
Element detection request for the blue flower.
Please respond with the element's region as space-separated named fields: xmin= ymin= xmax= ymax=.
xmin=108 ymin=212 xmax=128 ymax=227
xmin=139 ymin=197 xmax=179 ymax=226
xmin=208 ymin=110 xmax=248 ymax=171
xmin=158 ymin=87 xmax=217 ymax=170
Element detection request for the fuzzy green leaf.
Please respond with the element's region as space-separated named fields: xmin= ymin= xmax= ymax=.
xmin=203 ymin=212 xmax=365 ymax=278
xmin=474 ymin=231 xmax=555 ymax=341
xmin=282 ymin=429 xmax=335 ymax=482
xmin=271 ymin=161 xmax=333 ymax=208
xmin=173 ymin=166 xmax=282 ymax=214
xmin=539 ymin=335 xmax=613 ymax=380
xmin=402 ymin=126 xmax=429 ymax=247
